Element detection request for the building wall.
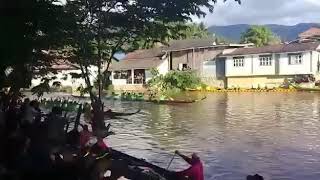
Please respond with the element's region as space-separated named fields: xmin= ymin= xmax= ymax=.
xmin=226 ymin=55 xmax=253 ymax=76
xmin=311 ymin=51 xmax=320 ymax=81
xmin=201 ymin=77 xmax=225 ymax=88
xmin=216 ymin=58 xmax=226 ymax=79
xmin=112 ymin=59 xmax=168 ymax=91
xmin=171 ymin=48 xmax=222 ymax=73
xmin=278 ymin=51 xmax=312 ymax=75
xmin=202 ymin=58 xmax=226 ymax=88
xmin=226 ymin=51 xmax=318 ymax=77
xmin=227 ymin=76 xmax=291 ymax=89
xmin=312 ymin=51 xmax=319 ymax=73
xmin=112 ymin=84 xmax=146 ymax=92
xmin=202 ymin=60 xmax=216 ymax=78
xmin=171 ymin=50 xmax=192 ymax=70
xmin=31 ymin=66 xmax=98 ymax=91
xmin=226 ymin=54 xmax=277 ymax=76
xmin=169 ymin=48 xmax=225 ymax=87
xmin=158 ymin=59 xmax=169 ymax=75
xmin=252 ymin=54 xmax=276 ymax=75
xmin=145 ymin=59 xmax=168 ymax=83
xmin=225 ymin=51 xmax=320 ymax=89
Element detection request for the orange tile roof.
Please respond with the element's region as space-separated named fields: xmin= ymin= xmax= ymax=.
xmin=299 ymin=27 xmax=320 ymax=38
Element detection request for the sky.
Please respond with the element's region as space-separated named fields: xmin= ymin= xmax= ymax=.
xmin=192 ymin=0 xmax=320 ymax=26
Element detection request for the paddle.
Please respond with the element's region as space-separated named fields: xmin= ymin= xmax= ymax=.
xmin=166 ymin=153 xmax=176 ymax=170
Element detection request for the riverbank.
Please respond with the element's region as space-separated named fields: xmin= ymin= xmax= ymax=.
xmin=100 ymin=88 xmax=298 ymax=103
xmin=112 ymin=88 xmax=297 ymax=101
xmin=189 ymin=87 xmax=297 ymax=93
xmin=34 ymin=87 xmax=299 ymax=104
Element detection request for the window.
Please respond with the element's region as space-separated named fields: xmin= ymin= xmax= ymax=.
xmin=113 ymin=71 xmax=121 ymax=79
xmin=233 ymin=57 xmax=244 ymax=67
xmin=182 ymin=64 xmax=188 ymax=70
xmin=134 ymin=69 xmax=145 ymax=84
xmin=259 ymin=55 xmax=272 ymax=66
xmin=289 ymin=54 xmax=302 ymax=65
xmin=178 ymin=63 xmax=189 ymax=71
xmin=113 ymin=70 xmax=132 ymax=84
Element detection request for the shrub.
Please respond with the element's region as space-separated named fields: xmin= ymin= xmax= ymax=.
xmin=292 ymin=75 xmax=315 ymax=84
xmin=147 ymin=69 xmax=202 ymax=100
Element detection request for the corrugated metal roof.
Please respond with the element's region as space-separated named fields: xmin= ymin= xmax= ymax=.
xmin=111 ymin=48 xmax=165 ymax=70
xmin=164 ymin=39 xmax=216 ymax=51
xmin=223 ymin=42 xmax=320 ymax=56
xmin=110 ymin=59 xmax=165 ymax=71
xmin=123 ymin=48 xmax=165 ymax=61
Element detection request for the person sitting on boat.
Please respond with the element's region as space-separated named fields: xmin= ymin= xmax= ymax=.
xmin=80 ymin=125 xmax=93 ymax=149
xmin=30 ymin=100 xmax=42 ymax=125
xmin=174 ymin=150 xmax=204 ymax=180
xmin=47 ymin=107 xmax=67 ymax=150
xmin=247 ymin=174 xmax=264 ymax=180
xmin=104 ymin=108 xmax=112 ymax=115
xmin=20 ymin=98 xmax=34 ymax=128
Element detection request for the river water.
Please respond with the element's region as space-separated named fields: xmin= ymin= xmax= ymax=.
xmin=99 ymin=92 xmax=320 ymax=180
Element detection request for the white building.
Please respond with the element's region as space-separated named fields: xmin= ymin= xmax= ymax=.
xmin=31 ymin=60 xmax=98 ymax=92
xmin=223 ymin=42 xmax=320 ymax=88
xmin=109 ymin=48 xmax=169 ymax=92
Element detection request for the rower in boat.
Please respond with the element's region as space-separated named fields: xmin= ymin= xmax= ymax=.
xmin=247 ymin=174 xmax=264 ymax=180
xmin=47 ymin=107 xmax=67 ymax=153
xmin=174 ymin=150 xmax=204 ymax=180
xmin=104 ymin=109 xmax=141 ymax=118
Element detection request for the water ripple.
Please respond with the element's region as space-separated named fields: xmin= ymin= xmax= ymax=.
xmin=102 ymin=92 xmax=320 ymax=180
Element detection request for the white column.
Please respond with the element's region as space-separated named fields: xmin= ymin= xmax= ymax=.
xmin=310 ymin=51 xmax=313 ymax=73
xmin=192 ymin=48 xmax=195 ymax=69
xmin=131 ymin=69 xmax=134 ymax=84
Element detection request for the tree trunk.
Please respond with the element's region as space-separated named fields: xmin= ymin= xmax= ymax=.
xmin=74 ymin=104 xmax=83 ymax=131
xmin=98 ymin=61 xmax=102 ymax=100
xmin=91 ymin=98 xmax=106 ymax=137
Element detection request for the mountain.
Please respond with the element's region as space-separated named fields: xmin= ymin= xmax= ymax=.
xmin=208 ymin=23 xmax=320 ymax=42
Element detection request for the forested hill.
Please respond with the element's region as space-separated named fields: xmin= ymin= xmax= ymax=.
xmin=208 ymin=23 xmax=320 ymax=42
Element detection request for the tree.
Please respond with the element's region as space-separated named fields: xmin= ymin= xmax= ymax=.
xmin=148 ymin=69 xmax=201 ymax=101
xmin=240 ymin=25 xmax=281 ymax=47
xmin=0 ymin=0 xmax=67 ymax=97
xmin=0 ymin=0 xmax=241 ymax=135
xmin=47 ymin=0 xmax=239 ymax=135
xmin=184 ymin=22 xmax=212 ymax=39
xmin=213 ymin=34 xmax=235 ymax=44
xmin=130 ymin=22 xmax=213 ymax=50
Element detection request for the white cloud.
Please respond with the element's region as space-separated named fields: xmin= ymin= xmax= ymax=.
xmin=193 ymin=0 xmax=320 ymax=26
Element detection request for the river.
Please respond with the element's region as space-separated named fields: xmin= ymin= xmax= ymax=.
xmin=98 ymin=92 xmax=320 ymax=180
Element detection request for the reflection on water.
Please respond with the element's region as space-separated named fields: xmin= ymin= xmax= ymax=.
xmin=89 ymin=93 xmax=320 ymax=179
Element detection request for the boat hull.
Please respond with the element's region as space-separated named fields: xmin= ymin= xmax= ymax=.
xmin=148 ymin=96 xmax=207 ymax=104
xmin=293 ymin=85 xmax=320 ymax=92
xmin=110 ymin=149 xmax=176 ymax=180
